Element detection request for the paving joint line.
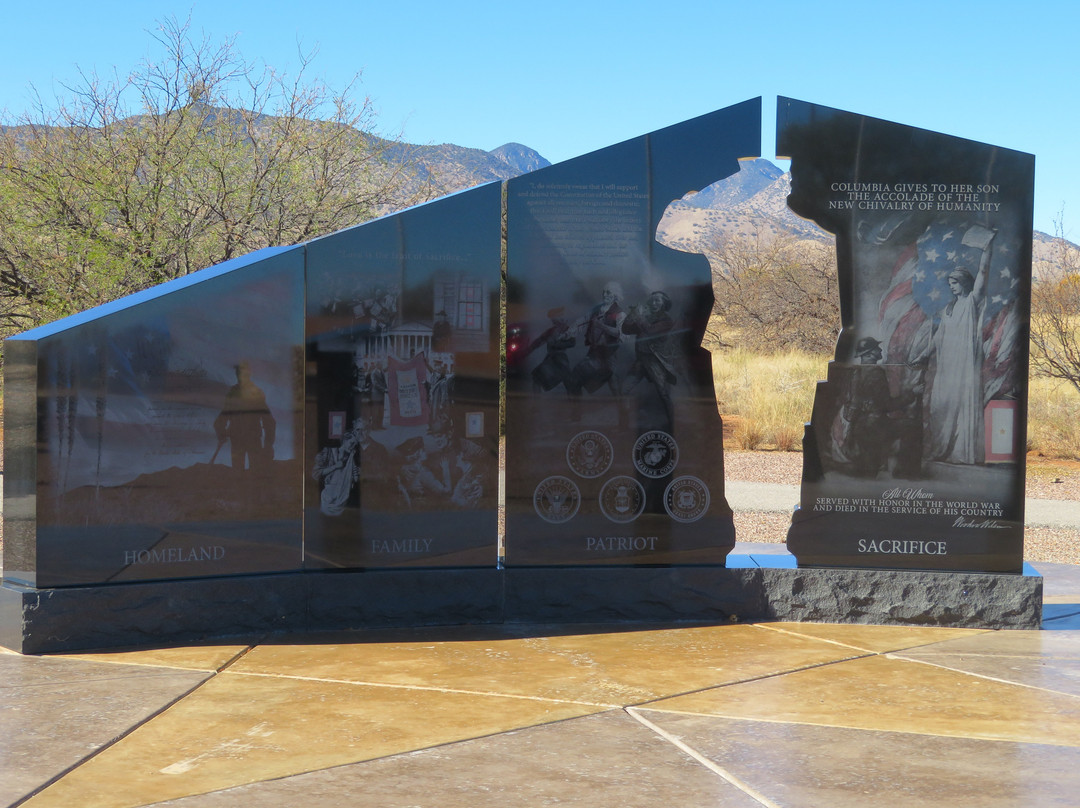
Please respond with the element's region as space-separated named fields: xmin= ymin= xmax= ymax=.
xmin=885 ymin=652 xmax=1080 ymax=699
xmin=625 ymin=653 xmax=877 ymax=710
xmin=626 ymin=706 xmax=1080 ymax=747
xmin=751 ymin=622 xmax=994 ymax=654
xmin=626 ymin=707 xmax=782 ymax=808
xmin=218 ymin=668 xmax=617 ymax=708
xmin=7 ymin=645 xmax=257 ymax=808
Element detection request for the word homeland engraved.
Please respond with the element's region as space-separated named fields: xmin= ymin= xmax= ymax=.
xmin=533 ymin=476 xmax=582 ymax=524
xmin=599 ymin=476 xmax=646 ymax=523
xmin=664 ymin=476 xmax=710 ymax=523
xmin=566 ymin=430 xmax=614 ymax=478
xmin=632 ymin=431 xmax=679 ymax=478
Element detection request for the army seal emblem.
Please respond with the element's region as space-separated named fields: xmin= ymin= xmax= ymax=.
xmin=566 ymin=430 xmax=614 ymax=478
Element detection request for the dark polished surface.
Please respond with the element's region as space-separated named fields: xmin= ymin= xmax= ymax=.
xmin=4 ymin=248 xmax=306 ymax=587
xmin=304 ymin=183 xmax=501 ymax=569
xmin=778 ymin=97 xmax=1035 ymax=572
xmin=503 ymin=100 xmax=759 ymax=565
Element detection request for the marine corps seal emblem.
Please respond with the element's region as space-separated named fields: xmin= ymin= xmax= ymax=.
xmin=632 ymin=431 xmax=678 ymax=478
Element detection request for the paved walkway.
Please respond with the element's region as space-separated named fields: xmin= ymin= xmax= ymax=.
xmin=4 ymin=556 xmax=1080 ymax=808
xmin=726 ymin=480 xmax=1080 ymax=528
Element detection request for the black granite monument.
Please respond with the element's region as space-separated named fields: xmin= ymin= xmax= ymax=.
xmin=502 ymin=100 xmax=757 ymax=565
xmin=0 ymin=98 xmax=1044 ymax=653
xmin=4 ymin=248 xmax=306 ymax=587
xmin=778 ymin=97 xmax=1034 ymax=573
xmin=304 ymin=184 xmax=501 ymax=568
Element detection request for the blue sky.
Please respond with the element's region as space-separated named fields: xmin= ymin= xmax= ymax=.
xmin=1 ymin=0 xmax=1076 ymax=235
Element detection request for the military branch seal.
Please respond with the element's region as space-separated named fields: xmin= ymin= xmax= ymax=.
xmin=664 ymin=476 xmax=709 ymax=523
xmin=566 ymin=430 xmax=614 ymax=478
xmin=632 ymin=430 xmax=679 ymax=478
xmin=598 ymin=475 xmax=647 ymax=523
xmin=533 ymin=476 xmax=582 ymax=524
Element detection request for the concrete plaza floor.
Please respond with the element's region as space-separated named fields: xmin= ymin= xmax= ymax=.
xmin=3 ymin=548 xmax=1080 ymax=807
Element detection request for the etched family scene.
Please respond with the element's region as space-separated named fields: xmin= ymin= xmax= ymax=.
xmin=303 ymin=184 xmax=502 ymax=569
xmin=502 ymin=103 xmax=759 ymax=565
xmin=778 ymin=97 xmax=1033 ymax=572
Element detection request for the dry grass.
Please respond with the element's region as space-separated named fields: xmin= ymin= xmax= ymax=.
xmin=712 ymin=347 xmax=1080 ymax=461
xmin=712 ymin=347 xmax=820 ymax=452
xmin=1027 ymin=376 xmax=1080 ymax=460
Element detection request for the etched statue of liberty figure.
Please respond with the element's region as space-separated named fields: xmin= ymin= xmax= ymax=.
xmin=911 ymin=225 xmax=995 ymax=464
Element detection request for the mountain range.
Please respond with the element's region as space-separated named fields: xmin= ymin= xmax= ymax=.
xmin=5 ymin=107 xmax=1073 ymax=276
xmin=398 ymin=140 xmax=551 ymax=195
xmin=420 ymin=145 xmax=1073 ymax=278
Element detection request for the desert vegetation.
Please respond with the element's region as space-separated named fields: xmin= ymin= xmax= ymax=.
xmin=711 ymin=347 xmax=819 ymax=451
xmin=705 ymin=229 xmax=1080 ymax=460
xmin=0 ymin=17 xmax=431 ymax=341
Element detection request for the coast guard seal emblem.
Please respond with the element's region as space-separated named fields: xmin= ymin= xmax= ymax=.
xmin=663 ymin=476 xmax=709 ymax=523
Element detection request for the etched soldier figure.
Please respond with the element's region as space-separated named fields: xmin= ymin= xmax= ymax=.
xmin=450 ymin=439 xmax=486 ymax=509
xmin=396 ymin=436 xmax=451 ymax=509
xmin=352 ymin=353 xmax=371 ymax=420
xmin=525 ymin=307 xmax=576 ymax=393
xmin=621 ymin=290 xmax=679 ymax=432
xmin=311 ymin=416 xmax=392 ymax=518
xmin=312 ymin=427 xmax=360 ymax=516
xmin=213 ymin=361 xmax=275 ymax=473
xmin=366 ymin=358 xmax=388 ymax=429
xmin=841 ymin=337 xmax=923 ymax=479
xmin=426 ymin=358 xmax=454 ymax=420
xmin=431 ymin=310 xmax=453 ymax=352
xmin=566 ymin=281 xmax=626 ymax=414
xmin=424 ymin=418 xmax=456 ymax=484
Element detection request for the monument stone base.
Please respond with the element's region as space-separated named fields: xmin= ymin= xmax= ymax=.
xmin=0 ymin=553 xmax=1043 ymax=654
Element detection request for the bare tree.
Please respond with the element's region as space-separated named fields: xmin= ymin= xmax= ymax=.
xmin=1030 ymin=221 xmax=1080 ymax=394
xmin=0 ymin=17 xmax=431 ymax=338
xmin=704 ymin=228 xmax=840 ymax=354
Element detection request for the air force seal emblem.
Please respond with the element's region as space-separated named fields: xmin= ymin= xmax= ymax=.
xmin=599 ymin=476 xmax=646 ymax=523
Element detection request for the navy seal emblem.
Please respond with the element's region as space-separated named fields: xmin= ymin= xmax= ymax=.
xmin=533 ymin=476 xmax=581 ymax=524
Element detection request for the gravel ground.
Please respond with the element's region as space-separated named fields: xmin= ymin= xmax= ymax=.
xmin=726 ymin=450 xmax=1080 ymax=565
